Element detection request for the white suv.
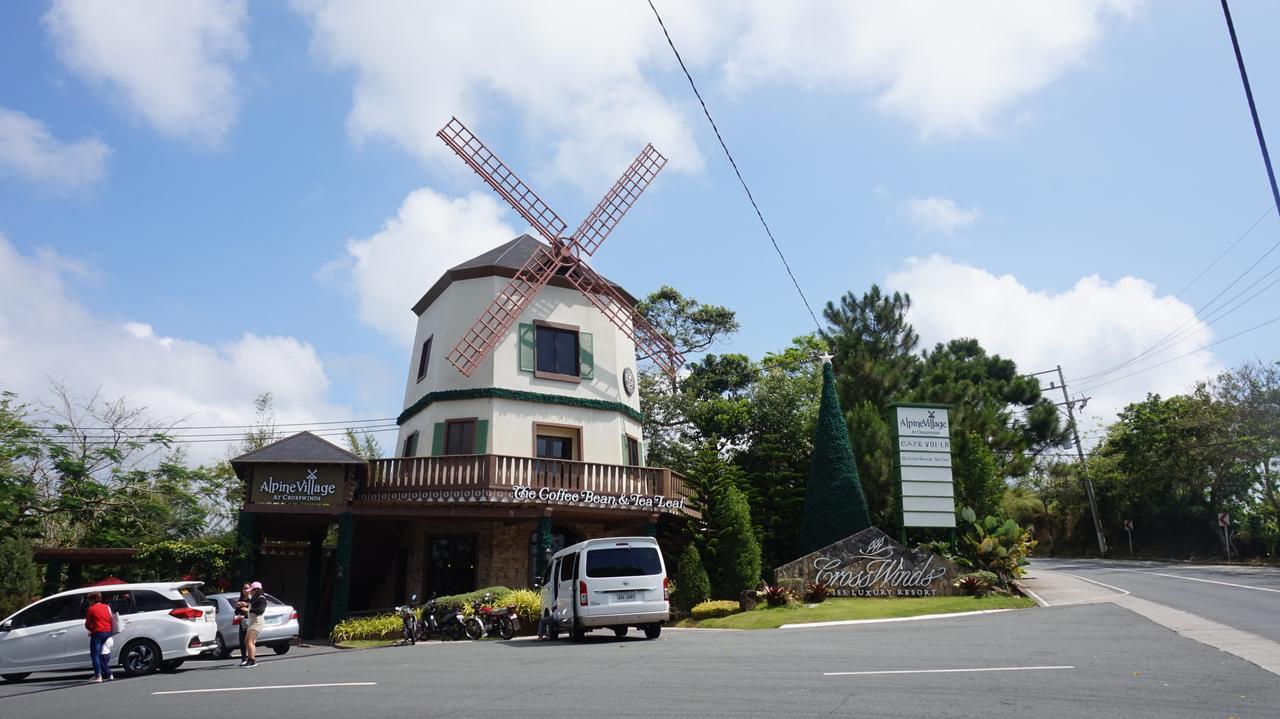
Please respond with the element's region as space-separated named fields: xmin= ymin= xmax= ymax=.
xmin=0 ymin=581 xmax=218 ymax=682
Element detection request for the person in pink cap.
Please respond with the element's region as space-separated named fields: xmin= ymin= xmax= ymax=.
xmin=241 ymin=581 xmax=267 ymax=668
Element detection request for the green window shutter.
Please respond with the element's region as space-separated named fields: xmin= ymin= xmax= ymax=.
xmin=475 ymin=419 xmax=489 ymax=454
xmin=621 ymin=434 xmax=629 ymax=465
xmin=578 ymin=332 xmax=594 ymax=379
xmin=430 ymin=422 xmax=445 ymax=456
xmin=518 ymin=323 xmax=535 ymax=373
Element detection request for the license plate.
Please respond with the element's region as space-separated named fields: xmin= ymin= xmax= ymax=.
xmin=266 ymin=615 xmax=284 ymax=625
xmin=613 ymin=592 xmax=637 ymax=603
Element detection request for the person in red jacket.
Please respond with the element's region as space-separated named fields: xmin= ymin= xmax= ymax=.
xmin=84 ymin=592 xmax=114 ymax=682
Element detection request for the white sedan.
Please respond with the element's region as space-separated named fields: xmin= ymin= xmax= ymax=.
xmin=207 ymin=592 xmax=299 ymax=659
xmin=0 ymin=581 xmax=218 ymax=682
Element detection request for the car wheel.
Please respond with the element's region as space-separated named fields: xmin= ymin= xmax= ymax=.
xmin=215 ymin=633 xmax=231 ymax=659
xmin=644 ymin=623 xmax=661 ymax=639
xmin=160 ymin=659 xmax=184 ymax=672
xmin=612 ymin=627 xmax=627 ymax=638
xmin=2 ymin=673 xmax=30 ymax=683
xmin=272 ymin=642 xmax=291 ymax=655
xmin=122 ymin=639 xmax=161 ymax=676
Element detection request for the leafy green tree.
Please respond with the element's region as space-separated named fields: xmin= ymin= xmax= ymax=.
xmin=672 ymin=543 xmax=711 ymax=611
xmin=799 ymin=361 xmax=872 ymax=554
xmin=0 ymin=536 xmax=40 ymax=618
xmin=909 ymin=339 xmax=1065 ymax=480
xmin=738 ymin=336 xmax=823 ymax=570
xmin=0 ymin=391 xmax=45 ymax=539
xmin=951 ymin=431 xmax=1003 ymax=518
xmin=706 ymin=485 xmax=761 ymax=598
xmin=821 ymin=286 xmax=919 ymax=527
xmin=344 ymin=428 xmax=383 ymax=460
xmin=681 ymin=441 xmax=741 ymax=557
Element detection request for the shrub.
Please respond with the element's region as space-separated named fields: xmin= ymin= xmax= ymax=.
xmin=957 ymin=507 xmax=1037 ymax=587
xmin=954 ymin=572 xmax=995 ymax=597
xmin=804 ymin=581 xmax=830 ymax=604
xmin=490 ymin=588 xmax=540 ymax=626
xmin=134 ymin=538 xmax=236 ymax=584
xmin=0 ymin=536 xmax=40 ymax=619
xmin=690 ymin=600 xmax=741 ymax=620
xmin=673 ymin=544 xmax=711 ymax=612
xmin=706 ymin=486 xmax=762 ymax=600
xmin=761 ymin=584 xmax=795 ymax=607
xmin=330 ymin=612 xmax=402 ymax=643
xmin=435 ymin=586 xmax=511 ymax=616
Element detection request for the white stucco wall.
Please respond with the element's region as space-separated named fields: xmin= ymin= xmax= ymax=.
xmin=397 ymin=275 xmax=645 ymax=462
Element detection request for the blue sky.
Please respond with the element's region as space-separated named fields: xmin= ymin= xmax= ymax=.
xmin=1 ymin=1 xmax=1278 ymax=458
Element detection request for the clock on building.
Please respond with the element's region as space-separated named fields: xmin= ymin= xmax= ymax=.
xmin=622 ymin=367 xmax=636 ymax=396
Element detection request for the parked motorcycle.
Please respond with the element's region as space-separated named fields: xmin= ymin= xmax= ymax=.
xmin=426 ymin=597 xmax=482 ymax=641
xmin=395 ymin=595 xmax=419 ymax=646
xmin=472 ymin=593 xmax=519 ymax=640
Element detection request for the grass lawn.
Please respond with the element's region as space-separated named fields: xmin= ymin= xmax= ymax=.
xmin=677 ymin=595 xmax=1035 ymax=630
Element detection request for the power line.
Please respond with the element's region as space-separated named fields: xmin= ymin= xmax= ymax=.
xmin=1066 ymin=205 xmax=1273 ymax=368
xmin=1077 ymin=310 xmax=1280 ymax=393
xmin=646 ymin=0 xmax=823 ymax=334
xmin=30 ymin=416 xmax=397 ymax=433
xmin=1070 ymin=2 xmax=1280 ymax=387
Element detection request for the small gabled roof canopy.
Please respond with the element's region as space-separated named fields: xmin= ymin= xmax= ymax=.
xmin=230 ymin=431 xmax=367 ymax=473
xmin=411 ymin=234 xmax=638 ymax=316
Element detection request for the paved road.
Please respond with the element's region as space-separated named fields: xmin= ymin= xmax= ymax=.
xmin=2 ymin=605 xmax=1278 ymax=718
xmin=1032 ymin=558 xmax=1280 ymax=643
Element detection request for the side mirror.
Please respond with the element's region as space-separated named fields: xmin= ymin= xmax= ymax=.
xmin=410 ymin=594 xmax=418 ymax=603
xmin=0 ymin=620 xmax=11 ymax=632
xmin=532 ymin=580 xmax=541 ymax=590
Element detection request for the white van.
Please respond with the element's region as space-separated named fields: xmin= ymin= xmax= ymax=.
xmin=538 ymin=537 xmax=669 ymax=641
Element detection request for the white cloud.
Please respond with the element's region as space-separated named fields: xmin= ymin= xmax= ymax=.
xmin=0 ymin=107 xmax=109 ymax=188
xmin=325 ymin=187 xmax=519 ymax=346
xmin=884 ymin=255 xmax=1219 ymax=435
xmin=0 ymin=233 xmax=352 ymax=462
xmin=904 ymin=196 xmax=981 ymax=235
xmin=291 ymin=0 xmax=702 ymax=188
xmin=292 ymin=1 xmax=1136 ymax=184
xmin=44 ymin=0 xmax=249 ymax=145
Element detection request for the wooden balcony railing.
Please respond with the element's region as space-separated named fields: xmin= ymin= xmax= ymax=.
xmin=363 ymin=454 xmax=693 ymax=515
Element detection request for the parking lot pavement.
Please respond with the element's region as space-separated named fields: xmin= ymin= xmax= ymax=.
xmin=0 ymin=643 xmax=341 ymax=702
xmin=4 ymin=604 xmax=1280 ymax=718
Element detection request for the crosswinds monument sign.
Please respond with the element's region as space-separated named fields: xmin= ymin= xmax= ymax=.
xmin=775 ymin=527 xmax=960 ymax=597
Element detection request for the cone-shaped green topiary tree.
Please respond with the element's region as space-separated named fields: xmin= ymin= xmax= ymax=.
xmin=798 ymin=359 xmax=872 ymax=554
xmin=706 ymin=485 xmax=762 ymax=598
xmin=673 ymin=543 xmax=711 ymax=611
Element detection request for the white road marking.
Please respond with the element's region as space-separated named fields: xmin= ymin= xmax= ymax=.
xmin=824 ymin=665 xmax=1073 ymax=677
xmin=152 ymin=682 xmax=376 ymax=696
xmin=779 ymin=608 xmax=1017 ymax=629
xmin=1060 ymin=573 xmax=1131 ymax=596
xmin=1105 ymin=568 xmax=1280 ymax=594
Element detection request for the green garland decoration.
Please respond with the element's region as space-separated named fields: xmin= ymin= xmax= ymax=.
xmin=329 ymin=511 xmax=354 ymax=633
xmin=397 ymin=387 xmax=644 ymax=425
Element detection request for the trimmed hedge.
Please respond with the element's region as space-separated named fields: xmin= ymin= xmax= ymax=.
xmin=690 ymin=600 xmax=741 ymax=620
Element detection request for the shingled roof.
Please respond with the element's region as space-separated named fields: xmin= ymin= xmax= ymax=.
xmin=410 ymin=234 xmax=636 ymax=316
xmin=229 ymin=431 xmax=368 ymax=467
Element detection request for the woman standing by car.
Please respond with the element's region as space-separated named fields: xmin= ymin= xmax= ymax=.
xmin=235 ymin=583 xmax=251 ymax=659
xmin=84 ymin=592 xmax=113 ymax=683
xmin=241 ymin=582 xmax=267 ymax=668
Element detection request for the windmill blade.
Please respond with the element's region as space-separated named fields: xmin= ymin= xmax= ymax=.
xmin=569 ymin=144 xmax=667 ymax=257
xmin=560 ymin=259 xmax=684 ymax=379
xmin=446 ymin=243 xmax=560 ymax=376
xmin=437 ymin=117 xmax=569 ymax=243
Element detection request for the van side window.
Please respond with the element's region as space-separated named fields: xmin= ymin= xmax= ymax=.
xmin=542 ymin=560 xmax=556 ymax=587
xmin=133 ymin=590 xmax=182 ymax=612
xmin=559 ymin=553 xmax=575 ymax=582
xmin=9 ymin=595 xmax=78 ymax=629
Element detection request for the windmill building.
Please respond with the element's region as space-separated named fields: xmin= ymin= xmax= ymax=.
xmin=231 ymin=121 xmax=694 ymax=637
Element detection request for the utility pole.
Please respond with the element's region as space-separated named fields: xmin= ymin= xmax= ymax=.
xmin=1056 ymin=365 xmax=1108 ymax=556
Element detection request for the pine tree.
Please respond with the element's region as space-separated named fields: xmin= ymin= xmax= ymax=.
xmin=673 ymin=543 xmax=711 ymax=611
xmin=0 ymin=536 xmax=40 ymax=619
xmin=706 ymin=485 xmax=762 ymax=598
xmin=799 ymin=360 xmax=872 ymax=554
